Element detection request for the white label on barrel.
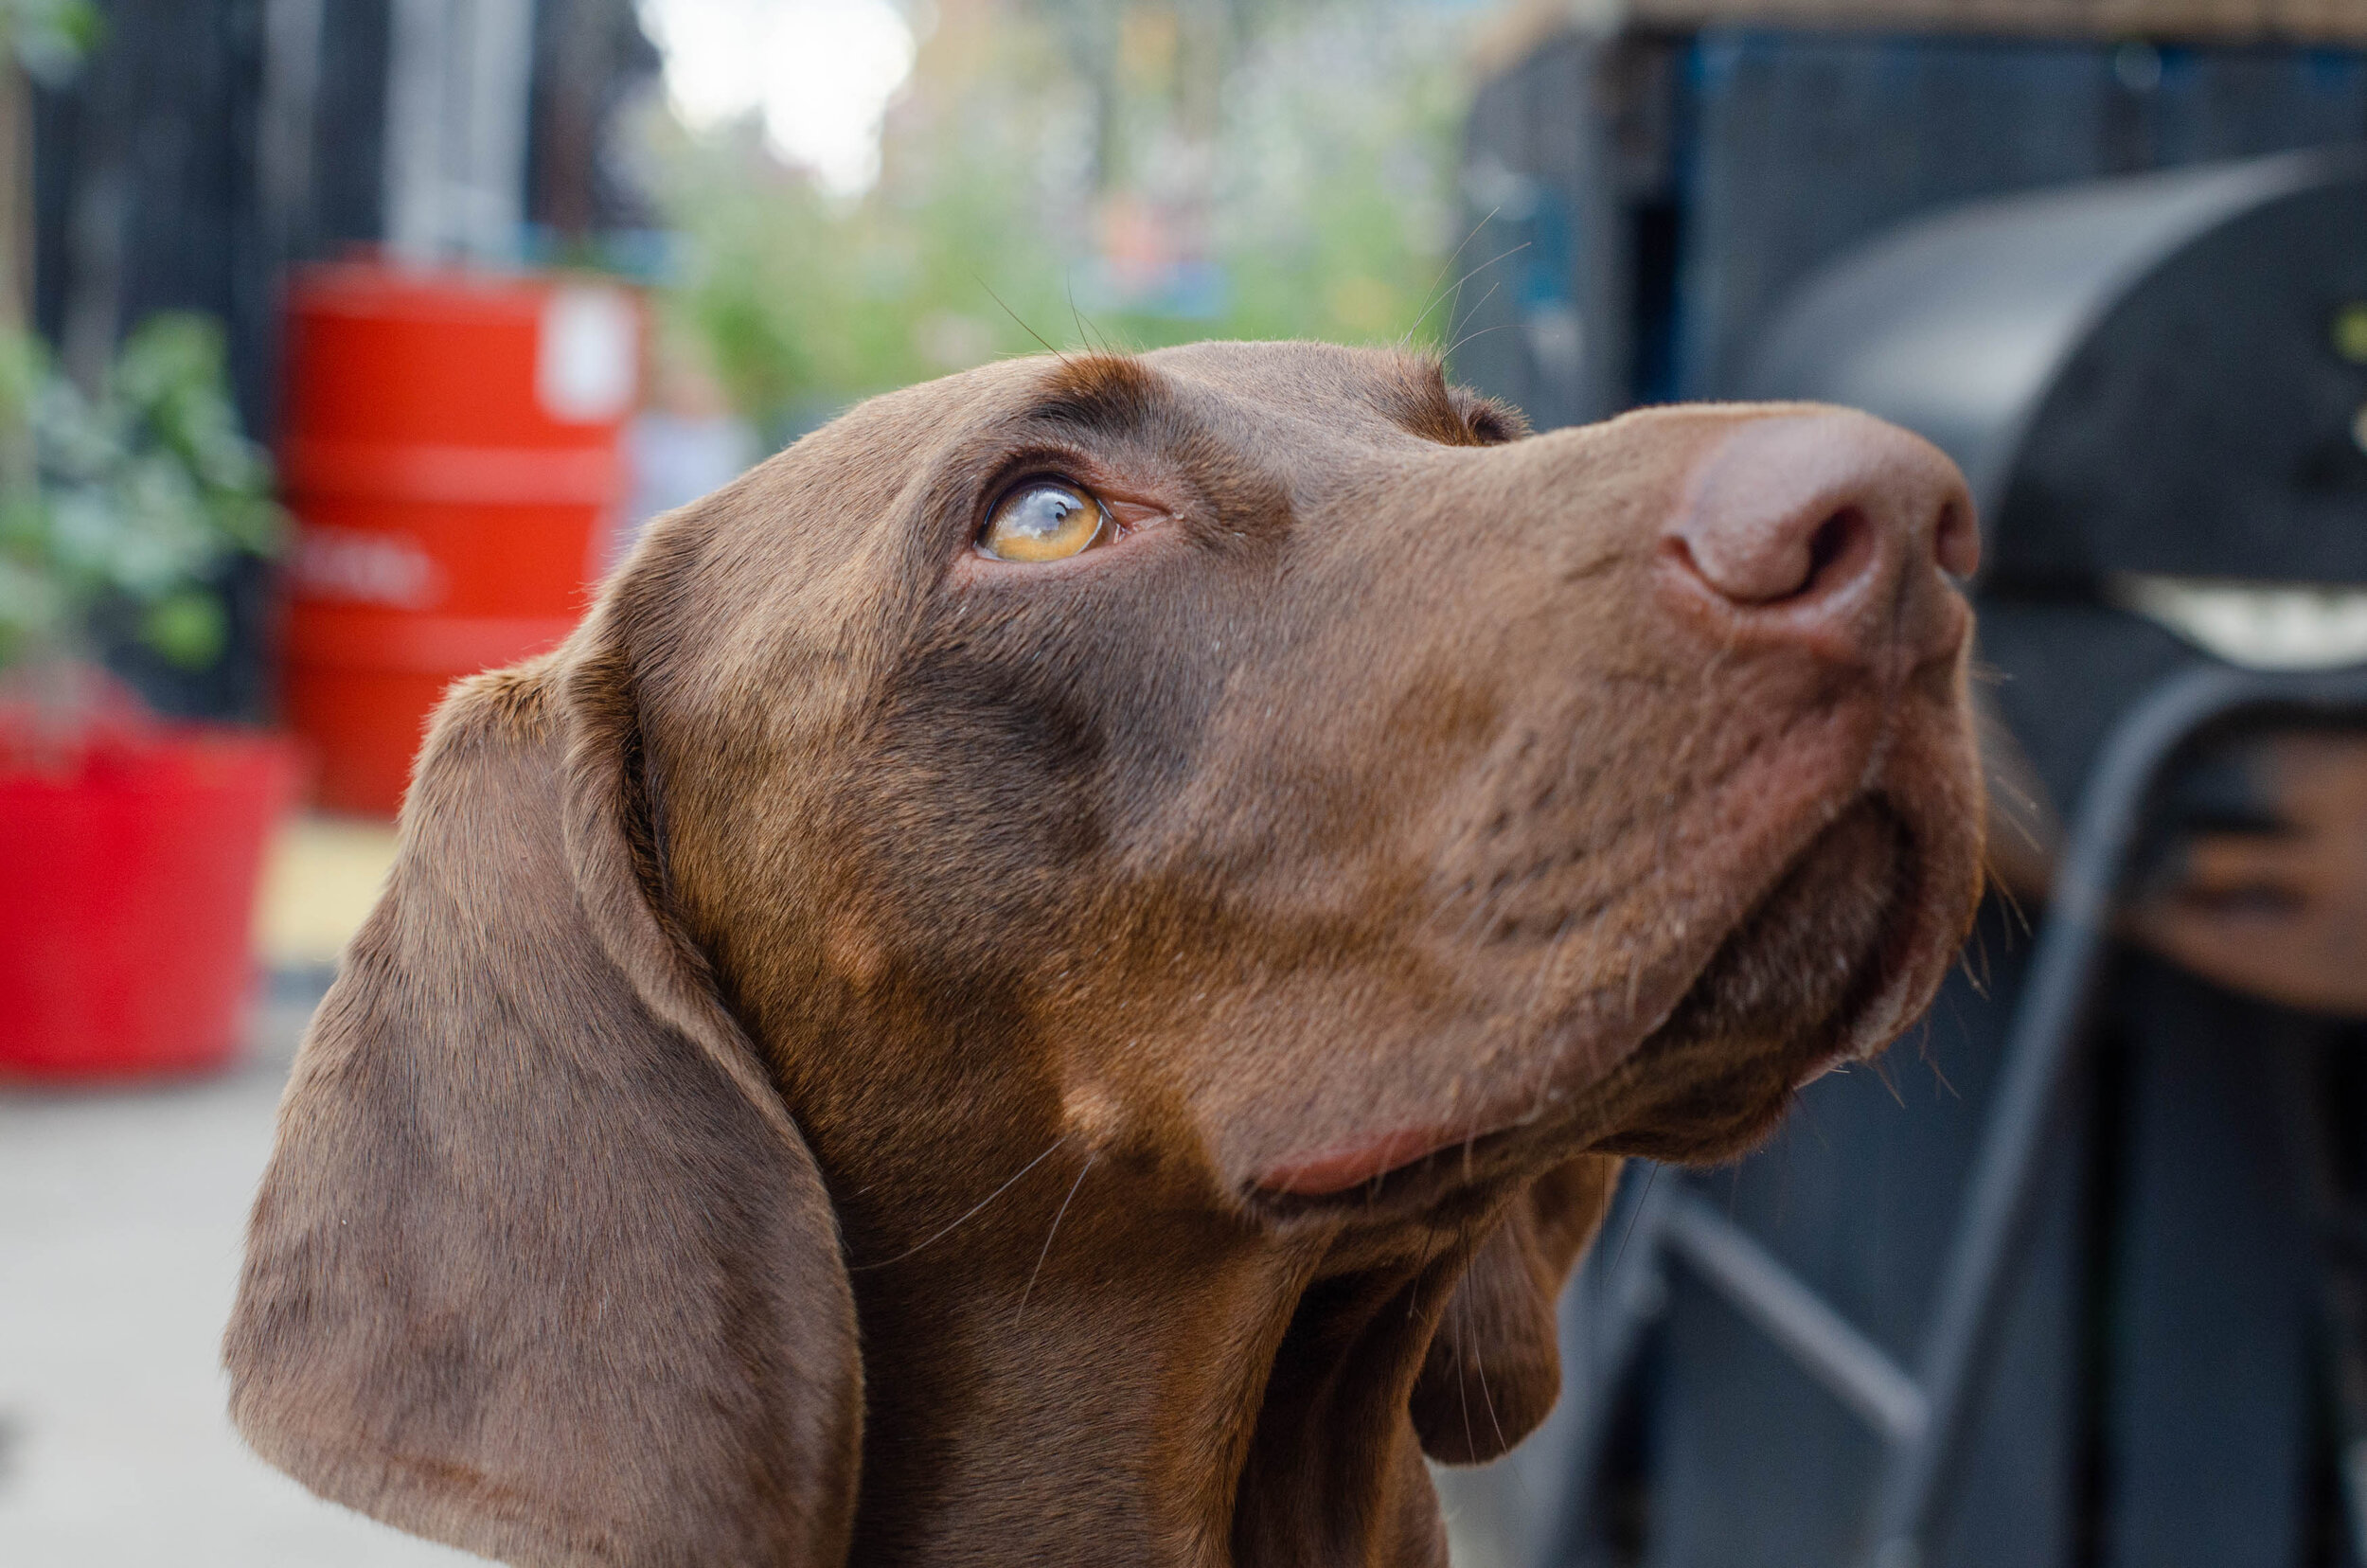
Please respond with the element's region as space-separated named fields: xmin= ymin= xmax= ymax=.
xmin=293 ymin=526 xmax=445 ymax=610
xmin=538 ymin=286 xmax=639 ymax=423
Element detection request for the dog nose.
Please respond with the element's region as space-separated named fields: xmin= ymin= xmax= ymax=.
xmin=1664 ymin=410 xmax=1977 ymax=664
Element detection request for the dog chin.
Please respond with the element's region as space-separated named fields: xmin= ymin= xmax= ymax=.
xmin=1245 ymin=794 xmax=1972 ymax=1212
xmin=1594 ymin=793 xmax=1967 ymax=1164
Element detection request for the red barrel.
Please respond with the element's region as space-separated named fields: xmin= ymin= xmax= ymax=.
xmin=279 ymin=264 xmax=640 ymax=815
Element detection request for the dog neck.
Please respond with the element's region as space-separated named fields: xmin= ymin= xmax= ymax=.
xmin=837 ymin=1173 xmax=1470 ymax=1567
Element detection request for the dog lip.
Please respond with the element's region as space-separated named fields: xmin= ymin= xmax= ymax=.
xmin=1254 ymin=1122 xmax=1480 ymax=1197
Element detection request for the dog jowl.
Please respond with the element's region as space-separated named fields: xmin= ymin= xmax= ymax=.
xmin=227 ymin=344 xmax=1983 ymax=1568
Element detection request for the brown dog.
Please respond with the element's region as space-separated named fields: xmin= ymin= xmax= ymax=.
xmin=225 ymin=343 xmax=1983 ymax=1567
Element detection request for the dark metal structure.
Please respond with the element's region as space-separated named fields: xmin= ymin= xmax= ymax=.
xmin=32 ymin=0 xmax=391 ymax=441
xmin=25 ymin=0 xmax=658 ymax=721
xmin=1750 ymin=146 xmax=2367 ymax=589
xmin=1501 ymin=147 xmax=2367 ymax=1568
xmin=27 ymin=0 xmax=392 ymax=720
xmin=1451 ymin=29 xmax=2367 ymax=428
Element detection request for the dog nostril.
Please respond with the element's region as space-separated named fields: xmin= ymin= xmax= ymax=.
xmin=1801 ymin=508 xmax=1860 ymax=597
xmin=1933 ymin=495 xmax=1981 ymax=579
xmin=1680 ymin=504 xmax=1871 ymax=608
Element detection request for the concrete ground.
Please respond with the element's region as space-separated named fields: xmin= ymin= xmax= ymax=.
xmin=0 ymin=814 xmax=475 ymax=1565
xmin=0 ymin=989 xmax=480 ymax=1567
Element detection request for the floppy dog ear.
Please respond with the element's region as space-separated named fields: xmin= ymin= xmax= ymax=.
xmin=1412 ymin=1153 xmax=1621 ymax=1464
xmin=224 ymin=628 xmax=862 ymax=1568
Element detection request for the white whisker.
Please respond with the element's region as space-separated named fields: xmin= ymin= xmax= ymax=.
xmin=851 ymin=1134 xmax=1069 ymax=1272
xmin=1012 ymin=1153 xmax=1095 ymax=1329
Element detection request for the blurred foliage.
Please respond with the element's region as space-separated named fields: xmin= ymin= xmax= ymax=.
xmin=0 ymin=0 xmax=101 ymax=83
xmin=0 ymin=315 xmax=283 ymax=678
xmin=656 ymin=0 xmax=1474 ymax=437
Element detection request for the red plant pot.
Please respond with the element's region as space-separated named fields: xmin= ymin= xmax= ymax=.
xmin=0 ymin=722 xmax=301 ymax=1080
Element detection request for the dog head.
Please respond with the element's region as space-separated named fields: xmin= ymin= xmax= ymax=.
xmin=228 ymin=344 xmax=1982 ymax=1566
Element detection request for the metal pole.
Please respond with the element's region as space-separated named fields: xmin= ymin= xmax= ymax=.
xmin=1859 ymin=663 xmax=2367 ymax=1568
xmin=1662 ymin=1192 xmax=1928 ymax=1446
xmin=1531 ymin=1167 xmax=1677 ymax=1568
xmin=384 ymin=0 xmax=535 ymax=266
xmin=2270 ymin=1030 xmax=2367 ymax=1564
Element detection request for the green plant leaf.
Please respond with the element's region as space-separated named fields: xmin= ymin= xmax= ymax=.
xmin=0 ymin=306 xmax=282 ymax=683
xmin=139 ymin=588 xmax=226 ymax=669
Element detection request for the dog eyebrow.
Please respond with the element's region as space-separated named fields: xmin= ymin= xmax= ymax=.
xmin=1022 ymin=352 xmax=1168 ymax=438
xmin=1379 ymin=354 xmax=1522 ymax=447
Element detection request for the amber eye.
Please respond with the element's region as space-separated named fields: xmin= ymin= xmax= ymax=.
xmin=979 ymin=481 xmax=1109 ymax=562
